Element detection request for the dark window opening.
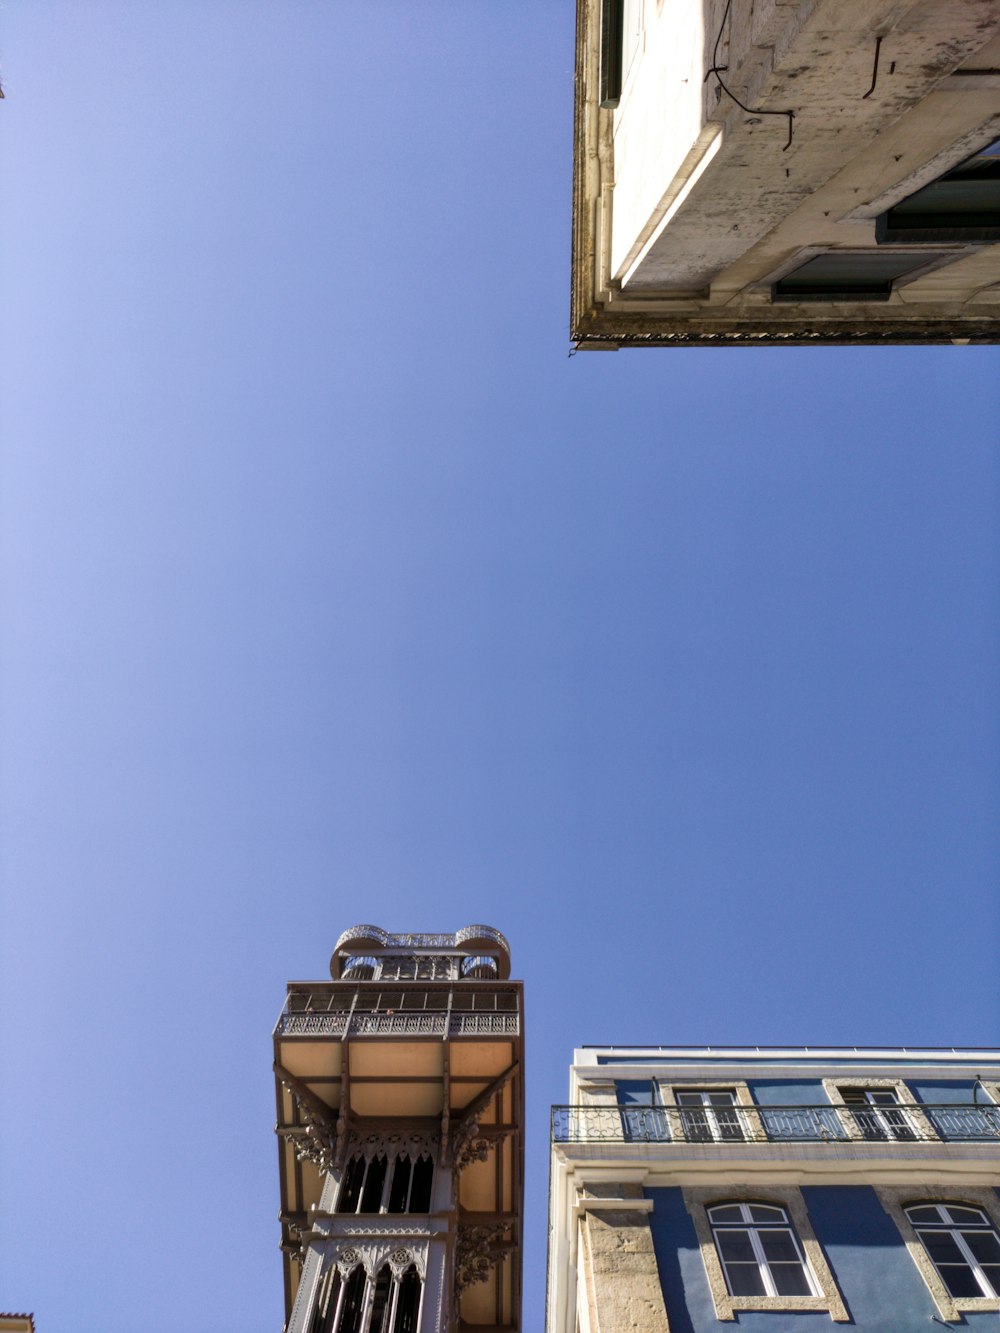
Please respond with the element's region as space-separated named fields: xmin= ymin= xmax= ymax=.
xmin=393 ymin=1267 xmax=422 ymax=1333
xmin=773 ymin=251 xmax=947 ymax=301
xmin=878 ymin=137 xmax=1000 ymax=243
xmin=359 ymin=1154 xmax=388 ymax=1212
xmin=409 ymin=1155 xmax=434 ymax=1212
xmin=337 ymin=1156 xmax=366 ymax=1213
xmin=386 ymin=1153 xmax=433 ymax=1213
xmin=338 ymin=1267 xmax=368 ymax=1333
xmin=368 ymin=1266 xmax=394 ymax=1333
xmin=387 ymin=1156 xmax=413 ymax=1213
xmin=309 ymin=1269 xmax=342 ymax=1333
xmin=600 ymin=0 xmax=624 ymax=107
xmin=340 ymin=1152 xmax=432 ymax=1216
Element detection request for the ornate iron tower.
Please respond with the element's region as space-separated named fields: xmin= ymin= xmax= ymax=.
xmin=273 ymin=925 xmax=523 ymax=1333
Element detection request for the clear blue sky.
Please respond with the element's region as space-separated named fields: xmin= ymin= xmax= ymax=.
xmin=1 ymin=4 xmax=998 ymax=1330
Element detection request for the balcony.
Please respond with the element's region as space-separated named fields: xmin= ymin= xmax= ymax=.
xmin=551 ymin=1103 xmax=1000 ymax=1146
xmin=275 ymin=986 xmax=520 ymax=1040
xmin=333 ymin=924 xmax=511 ymax=954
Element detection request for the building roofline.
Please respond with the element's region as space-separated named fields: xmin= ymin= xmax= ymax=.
xmin=576 ymin=1045 xmax=1000 ymax=1058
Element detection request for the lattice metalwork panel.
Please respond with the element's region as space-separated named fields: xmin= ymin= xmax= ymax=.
xmin=551 ymin=1103 xmax=1000 ymax=1144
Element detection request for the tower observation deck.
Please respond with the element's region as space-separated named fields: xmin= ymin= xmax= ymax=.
xmin=273 ymin=925 xmax=523 ymax=1333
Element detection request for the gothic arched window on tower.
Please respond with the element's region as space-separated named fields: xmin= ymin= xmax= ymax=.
xmin=335 ymin=1266 xmax=368 ymax=1333
xmin=308 ymin=1268 xmax=341 ymax=1333
xmin=392 ymin=1265 xmax=422 ymax=1333
xmin=312 ymin=1261 xmax=424 ymax=1333
xmin=366 ymin=1265 xmax=394 ymax=1333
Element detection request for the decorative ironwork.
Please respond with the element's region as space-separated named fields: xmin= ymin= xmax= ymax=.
xmin=280 ymin=1104 xmax=338 ymax=1173
xmin=461 ymin=955 xmax=499 ymax=978
xmin=378 ymin=954 xmax=457 ymax=981
xmin=451 ymin=1065 xmax=518 ymax=1172
xmin=393 ymin=934 xmax=459 ymax=948
xmin=335 ymin=925 xmax=390 ymax=950
xmin=337 ymin=1246 xmax=363 ymax=1277
xmin=551 ymin=1103 xmax=1000 ymax=1145
xmin=347 ymin=1129 xmax=437 ymax=1163
xmin=276 ymin=1008 xmax=519 ymax=1040
xmin=389 ymin=1247 xmax=415 ymax=1277
xmin=450 ymin=1013 xmax=518 ymax=1036
xmin=455 ymin=1223 xmax=509 ymax=1293
xmin=455 ymin=924 xmax=511 ymax=954
xmin=317 ymin=1221 xmax=432 ymax=1240
xmin=279 ymin=1012 xmax=350 ymax=1036
xmin=926 ymin=1104 xmax=1000 ymax=1140
xmin=351 ymin=1013 xmax=447 ymax=1037
xmin=332 ymin=924 xmax=510 ymax=956
xmin=342 ymin=955 xmax=378 ymax=978
xmin=304 ymin=1235 xmax=429 ymax=1281
xmin=455 ymin=1135 xmax=492 ymax=1171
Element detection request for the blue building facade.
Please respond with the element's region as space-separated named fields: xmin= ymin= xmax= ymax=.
xmin=547 ymin=1049 xmax=1000 ymax=1332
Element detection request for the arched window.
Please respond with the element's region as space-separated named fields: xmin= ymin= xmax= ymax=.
xmin=312 ymin=1260 xmax=424 ymax=1333
xmin=906 ymin=1203 xmax=1000 ymax=1298
xmin=709 ymin=1202 xmax=816 ymax=1297
xmin=336 ymin=1266 xmax=368 ymax=1333
xmin=392 ymin=1265 xmax=422 ymax=1333
xmin=366 ymin=1265 xmax=394 ymax=1333
xmin=309 ymin=1269 xmax=342 ymax=1333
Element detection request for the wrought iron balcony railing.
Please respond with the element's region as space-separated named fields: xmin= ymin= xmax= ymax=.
xmin=551 ymin=1103 xmax=1000 ymax=1146
xmin=276 ymin=1009 xmax=520 ymax=1039
xmin=333 ymin=924 xmax=511 ymax=955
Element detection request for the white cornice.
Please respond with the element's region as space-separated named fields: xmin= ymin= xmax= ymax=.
xmin=571 ymin=1061 xmax=1000 ymax=1086
xmin=573 ymin=1048 xmax=1000 ymax=1063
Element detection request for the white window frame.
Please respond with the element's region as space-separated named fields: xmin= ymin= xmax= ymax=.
xmin=657 ymin=1080 xmax=761 ymax=1144
xmin=822 ymin=1077 xmax=937 ymax=1142
xmin=709 ymin=1202 xmax=818 ymax=1298
xmin=907 ymin=1204 xmax=1000 ymax=1299
xmin=683 ymin=1186 xmax=850 ymax=1322
xmin=676 ymin=1089 xmax=747 ymax=1142
xmin=839 ymin=1087 xmax=916 ymax=1140
xmin=876 ymin=1186 xmax=1000 ymax=1322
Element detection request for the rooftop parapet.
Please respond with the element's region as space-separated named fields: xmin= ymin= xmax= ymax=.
xmin=329 ymin=922 xmax=511 ymax=980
